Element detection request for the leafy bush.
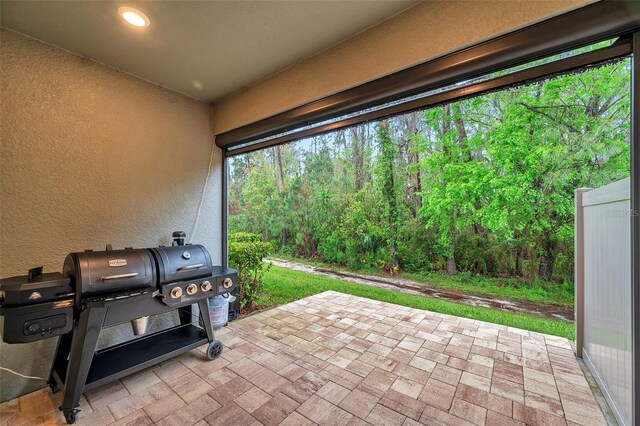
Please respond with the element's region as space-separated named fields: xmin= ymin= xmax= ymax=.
xmin=228 ymin=232 xmax=272 ymax=308
xmin=397 ymin=217 xmax=438 ymax=272
xmin=229 ymin=232 xmax=262 ymax=243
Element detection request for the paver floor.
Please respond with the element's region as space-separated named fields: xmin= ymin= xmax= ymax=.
xmin=0 ymin=291 xmax=606 ymax=426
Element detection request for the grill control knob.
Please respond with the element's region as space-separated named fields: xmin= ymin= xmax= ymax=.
xmin=186 ymin=283 xmax=198 ymax=296
xmin=201 ymin=281 xmax=212 ymax=291
xmin=223 ymin=278 xmax=233 ymax=289
xmin=170 ymin=287 xmax=183 ymax=299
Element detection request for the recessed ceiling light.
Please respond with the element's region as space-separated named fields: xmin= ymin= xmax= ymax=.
xmin=118 ymin=7 xmax=150 ymax=28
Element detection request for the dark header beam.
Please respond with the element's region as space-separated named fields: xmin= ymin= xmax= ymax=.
xmin=216 ymin=0 xmax=640 ymax=151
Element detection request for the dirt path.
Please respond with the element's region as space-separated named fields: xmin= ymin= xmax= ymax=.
xmin=268 ymin=259 xmax=574 ymax=322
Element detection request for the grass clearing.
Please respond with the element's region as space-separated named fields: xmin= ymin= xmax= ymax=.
xmin=259 ymin=265 xmax=575 ymax=340
xmin=403 ymin=272 xmax=574 ymax=308
xmin=271 ymin=255 xmax=574 ymax=308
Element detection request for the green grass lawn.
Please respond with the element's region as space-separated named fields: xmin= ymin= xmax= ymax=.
xmin=259 ymin=265 xmax=575 ymax=340
xmin=271 ymin=255 xmax=574 ymax=308
xmin=402 ymin=272 xmax=574 ymax=308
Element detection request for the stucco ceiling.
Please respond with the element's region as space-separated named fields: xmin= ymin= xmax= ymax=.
xmin=0 ymin=0 xmax=419 ymax=102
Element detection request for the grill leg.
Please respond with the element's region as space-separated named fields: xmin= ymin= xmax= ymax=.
xmin=60 ymin=306 xmax=107 ymax=417
xmin=197 ymin=299 xmax=214 ymax=342
xmin=48 ymin=331 xmax=73 ymax=393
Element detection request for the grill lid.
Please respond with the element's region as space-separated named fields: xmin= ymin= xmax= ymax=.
xmin=63 ymin=248 xmax=156 ymax=296
xmin=151 ymin=245 xmax=213 ymax=284
xmin=0 ymin=268 xmax=73 ymax=306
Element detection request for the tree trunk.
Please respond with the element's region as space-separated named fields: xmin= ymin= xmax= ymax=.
xmin=274 ymin=146 xmax=284 ymax=192
xmin=378 ymin=120 xmax=399 ymax=270
xmin=538 ymin=238 xmax=555 ymax=280
xmin=515 ymin=246 xmax=523 ymax=277
xmin=274 ymin=146 xmax=287 ymax=245
xmin=405 ymin=112 xmax=422 ymax=218
xmin=442 ymin=105 xmax=459 ymax=275
xmin=451 ymin=103 xmax=469 ymax=159
xmin=349 ymin=126 xmax=365 ymax=191
xmin=446 ymin=255 xmax=458 ymax=276
xmin=442 ymin=105 xmax=451 ymax=136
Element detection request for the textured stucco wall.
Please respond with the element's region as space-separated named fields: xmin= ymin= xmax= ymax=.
xmin=0 ymin=29 xmax=221 ymax=402
xmin=211 ymin=0 xmax=588 ymax=134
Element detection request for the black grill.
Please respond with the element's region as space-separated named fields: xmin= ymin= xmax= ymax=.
xmin=0 ymin=236 xmax=237 ymax=424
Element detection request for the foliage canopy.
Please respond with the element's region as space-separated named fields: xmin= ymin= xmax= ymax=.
xmin=229 ymin=58 xmax=631 ymax=285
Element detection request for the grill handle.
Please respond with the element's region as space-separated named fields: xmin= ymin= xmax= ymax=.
xmin=101 ymin=272 xmax=139 ymax=281
xmin=176 ymin=263 xmax=204 ymax=272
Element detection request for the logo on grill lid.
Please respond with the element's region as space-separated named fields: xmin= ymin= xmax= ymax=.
xmin=108 ymin=259 xmax=128 ymax=267
xmin=28 ymin=291 xmax=42 ymax=300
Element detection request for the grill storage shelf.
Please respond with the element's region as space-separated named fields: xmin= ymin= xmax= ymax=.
xmin=51 ymin=324 xmax=208 ymax=392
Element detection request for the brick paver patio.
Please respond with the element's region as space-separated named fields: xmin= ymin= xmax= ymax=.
xmin=0 ymin=291 xmax=606 ymax=425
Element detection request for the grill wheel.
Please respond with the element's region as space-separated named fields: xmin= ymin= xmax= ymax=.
xmin=63 ymin=409 xmax=79 ymax=424
xmin=47 ymin=378 xmax=60 ymax=394
xmin=207 ymin=340 xmax=223 ymax=360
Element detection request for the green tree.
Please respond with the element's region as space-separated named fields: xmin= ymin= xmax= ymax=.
xmin=376 ymin=120 xmax=400 ymax=271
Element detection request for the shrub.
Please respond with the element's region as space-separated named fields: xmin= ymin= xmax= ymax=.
xmin=228 ymin=232 xmax=272 ymax=309
xmin=229 ymin=232 xmax=262 ymax=243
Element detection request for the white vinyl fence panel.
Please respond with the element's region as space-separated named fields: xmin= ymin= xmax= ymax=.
xmin=577 ymin=178 xmax=632 ymax=425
